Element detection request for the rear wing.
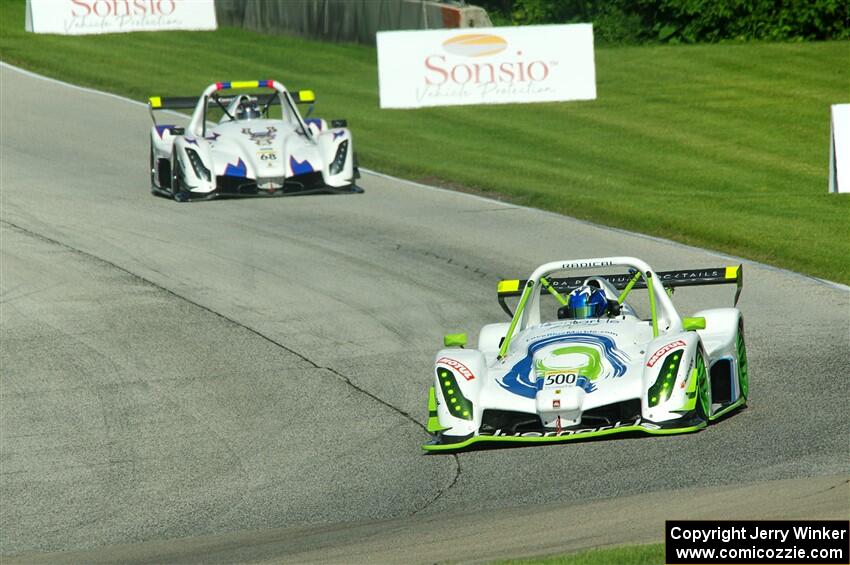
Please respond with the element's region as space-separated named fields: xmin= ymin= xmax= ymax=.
xmin=147 ymin=88 xmax=316 ymax=124
xmin=497 ymin=265 xmax=743 ymax=317
xmin=147 ymin=90 xmax=316 ymax=111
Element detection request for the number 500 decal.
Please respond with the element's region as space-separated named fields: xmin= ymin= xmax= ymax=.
xmin=545 ymin=373 xmax=577 ymax=386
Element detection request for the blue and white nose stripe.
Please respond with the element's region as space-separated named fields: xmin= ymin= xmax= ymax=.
xmin=498 ymin=333 xmax=629 ymax=399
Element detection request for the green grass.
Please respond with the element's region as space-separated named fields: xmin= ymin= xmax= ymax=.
xmin=499 ymin=543 xmax=663 ymax=564
xmin=2 ymin=1 xmax=847 ymax=282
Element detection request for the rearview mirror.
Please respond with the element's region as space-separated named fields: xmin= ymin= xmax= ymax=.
xmin=331 ymin=119 xmax=348 ymax=128
xmin=443 ymin=333 xmax=467 ymax=347
xmin=682 ymin=317 xmax=706 ymax=331
xmin=170 ymin=126 xmax=185 ymax=136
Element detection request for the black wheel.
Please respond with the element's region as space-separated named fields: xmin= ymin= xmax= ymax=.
xmin=171 ymin=159 xmax=190 ymax=202
xmin=150 ymin=144 xmax=159 ymax=194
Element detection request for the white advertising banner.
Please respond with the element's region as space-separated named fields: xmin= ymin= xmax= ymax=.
xmin=829 ymin=104 xmax=849 ymax=193
xmin=376 ymin=24 xmax=596 ymax=109
xmin=25 ymin=0 xmax=217 ymax=35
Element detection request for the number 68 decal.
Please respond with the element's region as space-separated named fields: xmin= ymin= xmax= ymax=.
xmin=545 ymin=373 xmax=577 ymax=385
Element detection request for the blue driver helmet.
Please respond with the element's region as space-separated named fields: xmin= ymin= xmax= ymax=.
xmin=564 ymin=285 xmax=608 ymax=319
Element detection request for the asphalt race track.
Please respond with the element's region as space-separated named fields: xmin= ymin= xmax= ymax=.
xmin=1 ymin=64 xmax=848 ymax=563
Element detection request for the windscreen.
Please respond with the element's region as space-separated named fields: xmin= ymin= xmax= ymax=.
xmin=204 ymin=91 xmax=300 ymax=127
xmin=535 ymin=266 xmax=653 ymax=324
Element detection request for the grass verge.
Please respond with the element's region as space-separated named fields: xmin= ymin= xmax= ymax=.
xmin=498 ymin=543 xmax=663 ymax=564
xmin=1 ymin=1 xmax=847 ymax=282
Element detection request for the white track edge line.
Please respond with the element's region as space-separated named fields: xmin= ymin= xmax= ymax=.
xmin=2 ymin=60 xmax=847 ymax=291
xmin=360 ymin=169 xmax=849 ymax=291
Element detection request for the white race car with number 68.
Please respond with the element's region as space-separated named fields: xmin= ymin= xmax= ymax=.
xmin=148 ymin=80 xmax=360 ymax=201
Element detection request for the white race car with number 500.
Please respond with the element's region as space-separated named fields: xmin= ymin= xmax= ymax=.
xmin=148 ymin=80 xmax=360 ymax=201
xmin=424 ymin=256 xmax=748 ymax=452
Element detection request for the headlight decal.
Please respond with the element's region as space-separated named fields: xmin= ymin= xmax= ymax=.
xmin=329 ymin=140 xmax=348 ymax=175
xmin=437 ymin=367 xmax=474 ymax=421
xmin=648 ymin=350 xmax=683 ymax=407
xmin=185 ymin=148 xmax=211 ymax=181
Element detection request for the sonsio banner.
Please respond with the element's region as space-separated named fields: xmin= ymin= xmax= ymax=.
xmin=25 ymin=0 xmax=217 ymax=35
xmin=376 ymin=24 xmax=596 ymax=109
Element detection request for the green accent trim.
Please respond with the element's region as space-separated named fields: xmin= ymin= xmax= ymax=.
xmin=709 ymin=397 xmax=746 ymax=421
xmin=617 ymin=271 xmax=642 ymax=303
xmin=535 ymin=345 xmax=603 ymax=381
xmin=443 ymin=333 xmax=467 ymax=347
xmin=498 ymin=280 xmax=533 ymax=358
xmin=682 ymin=317 xmax=706 ymax=331
xmin=685 ymin=367 xmax=699 ymax=395
xmin=497 ymin=279 xmax=521 ymax=294
xmin=648 ymin=351 xmax=683 ymax=407
xmin=427 ymin=386 xmax=448 ymax=432
xmin=646 ymin=272 xmax=659 ymax=338
xmin=422 ymin=422 xmax=707 ymax=452
xmin=540 ymin=277 xmax=569 ymax=306
xmin=675 ymin=367 xmax=700 ymax=412
xmin=436 ymin=367 xmax=473 ymax=421
xmin=695 ymin=352 xmax=710 ymax=418
xmin=677 ymin=353 xmax=708 ymax=414
xmin=737 ymin=329 xmax=749 ymax=400
xmin=733 ymin=265 xmax=744 ymax=306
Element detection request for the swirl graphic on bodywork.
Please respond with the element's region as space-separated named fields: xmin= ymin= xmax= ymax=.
xmin=534 ymin=345 xmax=601 ymax=394
xmin=498 ymin=333 xmax=630 ymax=399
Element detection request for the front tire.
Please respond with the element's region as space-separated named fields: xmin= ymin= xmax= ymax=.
xmin=150 ymin=144 xmax=157 ymax=193
xmin=695 ymin=348 xmax=711 ymax=422
xmin=737 ymin=321 xmax=749 ymax=403
xmin=171 ymin=159 xmax=190 ymax=202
